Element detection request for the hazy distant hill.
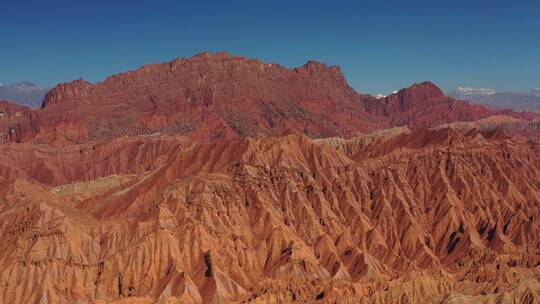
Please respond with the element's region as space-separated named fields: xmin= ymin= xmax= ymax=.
xmin=0 ymin=82 xmax=48 ymax=108
xmin=448 ymin=87 xmax=540 ymax=113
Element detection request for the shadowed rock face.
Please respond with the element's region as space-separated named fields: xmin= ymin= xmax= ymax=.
xmin=1 ymin=52 xmax=534 ymax=145
xmin=0 ymin=129 xmax=539 ymax=303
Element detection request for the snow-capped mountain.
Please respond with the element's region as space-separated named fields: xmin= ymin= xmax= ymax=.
xmin=448 ymin=87 xmax=540 ymax=113
xmin=455 ymin=87 xmax=496 ymax=96
xmin=374 ymin=91 xmax=399 ymax=99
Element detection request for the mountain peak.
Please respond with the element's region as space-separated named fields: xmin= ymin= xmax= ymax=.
xmin=387 ymin=81 xmax=445 ymax=101
xmin=405 ymin=81 xmax=444 ymax=96
xmin=456 ymin=86 xmax=496 ymax=96
xmin=42 ymin=79 xmax=91 ymax=107
xmin=190 ymin=50 xmax=234 ymax=60
xmin=300 ymin=60 xmax=342 ymax=73
xmin=302 ymin=60 xmax=328 ymax=68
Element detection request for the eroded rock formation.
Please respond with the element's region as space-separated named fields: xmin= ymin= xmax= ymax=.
xmin=0 ymin=129 xmax=539 ymax=303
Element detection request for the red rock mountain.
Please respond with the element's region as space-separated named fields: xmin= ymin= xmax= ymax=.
xmin=1 ymin=52 xmax=532 ymax=145
xmin=1 ymin=52 xmax=539 ymax=303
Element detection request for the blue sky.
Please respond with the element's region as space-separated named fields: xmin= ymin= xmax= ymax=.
xmin=0 ymin=0 xmax=539 ymax=95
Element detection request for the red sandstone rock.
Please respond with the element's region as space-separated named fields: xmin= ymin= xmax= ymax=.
xmin=1 ymin=52 xmax=536 ymax=145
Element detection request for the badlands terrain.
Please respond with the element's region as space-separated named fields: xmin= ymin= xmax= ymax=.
xmin=0 ymin=52 xmax=539 ymax=303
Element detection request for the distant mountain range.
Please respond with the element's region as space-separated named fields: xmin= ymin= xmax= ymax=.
xmin=0 ymin=82 xmax=48 ymax=108
xmin=448 ymin=87 xmax=540 ymax=113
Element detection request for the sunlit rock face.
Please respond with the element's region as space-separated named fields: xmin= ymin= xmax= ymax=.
xmin=0 ymin=127 xmax=539 ymax=303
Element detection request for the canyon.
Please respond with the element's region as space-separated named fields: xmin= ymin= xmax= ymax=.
xmin=0 ymin=52 xmax=539 ymax=303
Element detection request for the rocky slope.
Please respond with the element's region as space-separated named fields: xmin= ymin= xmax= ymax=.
xmin=0 ymin=128 xmax=539 ymax=303
xmin=1 ymin=52 xmax=534 ymax=145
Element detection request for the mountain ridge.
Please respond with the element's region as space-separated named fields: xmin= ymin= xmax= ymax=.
xmin=448 ymin=87 xmax=540 ymax=113
xmin=1 ymin=52 xmax=536 ymax=145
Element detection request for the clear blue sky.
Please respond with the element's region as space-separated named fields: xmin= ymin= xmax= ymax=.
xmin=1 ymin=0 xmax=539 ymax=94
